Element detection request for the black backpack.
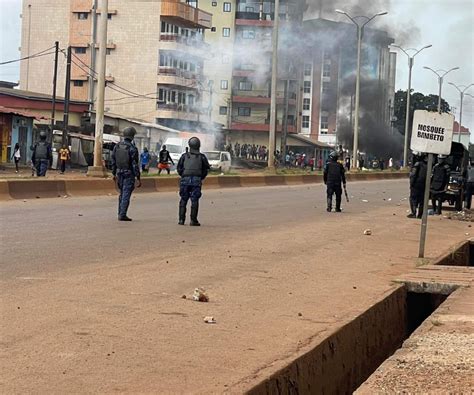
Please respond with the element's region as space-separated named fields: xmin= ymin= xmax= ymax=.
xmin=115 ymin=142 xmax=131 ymax=170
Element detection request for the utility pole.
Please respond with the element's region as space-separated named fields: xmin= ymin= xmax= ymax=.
xmin=88 ymin=0 xmax=108 ymax=177
xmin=50 ymin=41 xmax=59 ymax=134
xmin=267 ymin=0 xmax=280 ymax=170
xmin=280 ymin=77 xmax=290 ymax=164
xmin=62 ymin=46 xmax=72 ymax=147
xmin=88 ymin=0 xmax=98 ymax=112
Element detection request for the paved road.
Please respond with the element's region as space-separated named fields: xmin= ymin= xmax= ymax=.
xmin=0 ymin=180 xmax=470 ymax=393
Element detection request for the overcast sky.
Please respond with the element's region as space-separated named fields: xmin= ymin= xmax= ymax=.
xmin=1 ymin=0 xmax=473 ymax=134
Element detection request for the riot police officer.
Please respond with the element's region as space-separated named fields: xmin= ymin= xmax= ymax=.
xmin=31 ymin=131 xmax=52 ymax=176
xmin=408 ymin=152 xmax=427 ymax=218
xmin=112 ymin=127 xmax=141 ymax=221
xmin=430 ymin=155 xmax=450 ymax=215
xmin=324 ymin=150 xmax=346 ymax=212
xmin=177 ymin=137 xmax=210 ymax=226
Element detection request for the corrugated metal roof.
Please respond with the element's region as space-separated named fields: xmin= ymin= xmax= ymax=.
xmin=0 ymin=87 xmax=89 ymax=105
xmin=0 ymin=105 xmax=46 ymax=119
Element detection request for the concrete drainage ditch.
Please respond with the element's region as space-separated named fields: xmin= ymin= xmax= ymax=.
xmin=248 ymin=241 xmax=473 ymax=394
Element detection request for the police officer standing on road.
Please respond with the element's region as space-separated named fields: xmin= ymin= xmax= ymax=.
xmin=407 ymin=152 xmax=427 ymax=219
xmin=177 ymin=137 xmax=210 ymax=226
xmin=324 ymin=150 xmax=346 ymax=212
xmin=112 ymin=127 xmax=141 ymax=221
xmin=31 ymin=131 xmax=52 ymax=177
xmin=430 ymin=155 xmax=450 ymax=215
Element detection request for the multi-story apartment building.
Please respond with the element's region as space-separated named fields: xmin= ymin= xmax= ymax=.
xmin=20 ymin=0 xmax=212 ymax=132
xmin=300 ymin=18 xmax=396 ymax=146
xmin=198 ymin=0 xmax=236 ymax=131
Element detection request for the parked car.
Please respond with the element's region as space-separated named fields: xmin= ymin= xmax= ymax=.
xmin=203 ymin=151 xmax=231 ymax=173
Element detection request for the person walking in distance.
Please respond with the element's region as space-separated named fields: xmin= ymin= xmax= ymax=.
xmin=465 ymin=161 xmax=474 ymax=209
xmin=140 ymin=147 xmax=150 ymax=174
xmin=58 ymin=144 xmax=70 ymax=174
xmin=31 ymin=131 xmax=52 ymax=177
xmin=407 ymin=153 xmax=427 ymax=218
xmin=158 ymin=145 xmax=174 ymax=175
xmin=324 ymin=151 xmax=346 ymax=212
xmin=177 ymin=137 xmax=210 ymax=226
xmin=11 ymin=143 xmax=21 ymax=173
xmin=430 ymin=155 xmax=450 ymax=215
xmin=112 ymin=127 xmax=141 ymax=221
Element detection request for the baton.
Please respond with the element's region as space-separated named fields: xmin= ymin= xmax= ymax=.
xmin=344 ymin=184 xmax=349 ymax=203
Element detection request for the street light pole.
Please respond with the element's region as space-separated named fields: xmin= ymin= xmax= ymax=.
xmin=448 ymin=82 xmax=473 ymax=143
xmin=335 ymin=9 xmax=387 ymax=170
xmin=391 ymin=44 xmax=432 ymax=168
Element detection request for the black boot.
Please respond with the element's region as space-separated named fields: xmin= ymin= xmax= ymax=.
xmin=190 ymin=203 xmax=200 ymax=226
xmin=327 ymin=197 xmax=332 ymax=212
xmin=407 ymin=199 xmax=417 ymax=218
xmin=178 ymin=202 xmax=186 ymax=225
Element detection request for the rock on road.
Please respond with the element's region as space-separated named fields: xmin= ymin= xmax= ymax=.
xmin=0 ymin=180 xmax=470 ymax=393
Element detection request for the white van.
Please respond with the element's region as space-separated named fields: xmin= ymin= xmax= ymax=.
xmin=203 ymin=151 xmax=232 ymax=173
xmin=164 ymin=137 xmax=186 ymax=163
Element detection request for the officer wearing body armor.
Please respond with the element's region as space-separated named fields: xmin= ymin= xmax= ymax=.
xmin=31 ymin=131 xmax=52 ymax=176
xmin=323 ymin=151 xmax=346 ymax=212
xmin=430 ymin=155 xmax=450 ymax=215
xmin=408 ymin=152 xmax=427 ymax=218
xmin=177 ymin=137 xmax=210 ymax=226
xmin=465 ymin=161 xmax=474 ymax=209
xmin=111 ymin=127 xmax=141 ymax=221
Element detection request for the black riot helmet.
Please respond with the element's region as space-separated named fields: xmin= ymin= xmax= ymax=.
xmin=329 ymin=150 xmax=338 ymax=161
xmin=188 ymin=137 xmax=201 ymax=154
xmin=123 ymin=126 xmax=137 ymax=140
xmin=39 ymin=131 xmax=47 ymax=141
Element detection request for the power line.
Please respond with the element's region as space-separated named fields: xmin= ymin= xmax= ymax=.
xmin=0 ymin=46 xmax=56 ymax=66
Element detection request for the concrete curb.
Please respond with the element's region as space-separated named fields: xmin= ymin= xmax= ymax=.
xmin=0 ymin=172 xmax=408 ymax=200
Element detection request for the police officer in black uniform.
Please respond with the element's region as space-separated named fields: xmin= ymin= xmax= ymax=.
xmin=430 ymin=154 xmax=450 ymax=215
xmin=112 ymin=127 xmax=141 ymax=221
xmin=177 ymin=137 xmax=210 ymax=226
xmin=31 ymin=131 xmax=52 ymax=176
xmin=408 ymin=152 xmax=427 ymax=218
xmin=324 ymin=150 xmax=346 ymax=212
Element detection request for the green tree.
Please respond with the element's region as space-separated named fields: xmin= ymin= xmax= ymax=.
xmin=394 ymin=90 xmax=451 ymax=136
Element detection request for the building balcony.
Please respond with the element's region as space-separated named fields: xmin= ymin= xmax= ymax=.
xmin=161 ymin=1 xmax=212 ymax=29
xmin=156 ymin=102 xmax=203 ymax=122
xmin=231 ymin=120 xmax=296 ymax=133
xmin=157 ymin=67 xmax=203 ymax=88
xmin=232 ymin=89 xmax=297 ymax=105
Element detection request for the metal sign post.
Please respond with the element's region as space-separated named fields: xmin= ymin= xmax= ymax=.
xmin=410 ymin=110 xmax=454 ymax=258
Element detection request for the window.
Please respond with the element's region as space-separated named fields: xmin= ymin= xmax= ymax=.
xmin=238 ymin=80 xmax=252 ymax=91
xmin=219 ymin=106 xmax=228 ymax=115
xmin=320 ymin=115 xmax=329 ymax=129
xmin=107 ymin=13 xmax=113 ymax=19
xmin=322 ymin=81 xmax=330 ymax=93
xmin=222 ymin=28 xmax=231 ymax=37
xmin=220 ymin=80 xmax=228 ymax=90
xmin=323 ymin=63 xmax=331 ymax=77
xmin=77 ymin=12 xmax=88 ymax=20
xmin=238 ymin=107 xmax=251 ymax=116
xmin=223 ymin=2 xmax=231 ymax=12
xmin=106 ymin=48 xmax=112 ymax=55
xmin=302 ymin=116 xmax=310 ymax=128
xmin=303 ymin=98 xmax=310 ymax=110
xmin=222 ymin=54 xmax=230 ymax=64
xmin=303 ymin=81 xmax=311 ymax=93
xmin=73 ymin=80 xmax=84 ymax=87
xmin=304 ymin=63 xmax=312 ymax=76
xmin=242 ymin=28 xmax=255 ymax=39
xmin=74 ymin=47 xmax=86 ymax=54
xmin=212 ymin=1 xmax=217 ymax=5
xmin=211 ymin=27 xmax=216 ymax=32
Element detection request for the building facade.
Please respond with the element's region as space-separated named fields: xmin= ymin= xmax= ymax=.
xmin=20 ymin=0 xmax=213 ymax=133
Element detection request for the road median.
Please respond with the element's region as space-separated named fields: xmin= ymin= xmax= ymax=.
xmin=0 ymin=172 xmax=408 ymax=200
